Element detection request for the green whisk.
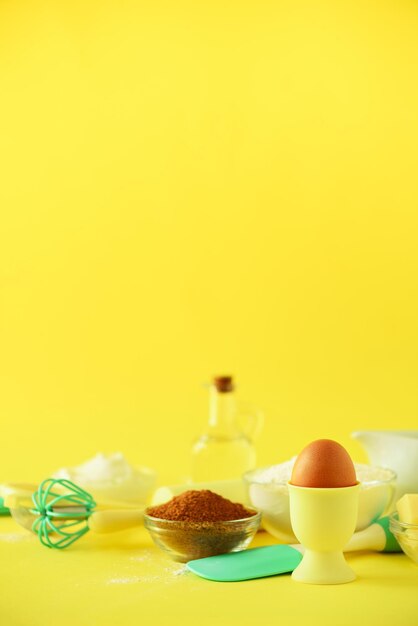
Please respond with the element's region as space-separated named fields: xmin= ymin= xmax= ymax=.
xmin=7 ymin=478 xmax=146 ymax=549
xmin=30 ymin=478 xmax=96 ymax=549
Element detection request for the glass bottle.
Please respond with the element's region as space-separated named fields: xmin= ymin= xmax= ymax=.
xmin=191 ymin=376 xmax=257 ymax=482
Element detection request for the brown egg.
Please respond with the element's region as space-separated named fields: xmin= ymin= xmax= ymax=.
xmin=290 ymin=439 xmax=357 ymax=488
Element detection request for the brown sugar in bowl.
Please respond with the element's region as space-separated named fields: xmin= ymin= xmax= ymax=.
xmin=144 ymin=490 xmax=261 ymax=562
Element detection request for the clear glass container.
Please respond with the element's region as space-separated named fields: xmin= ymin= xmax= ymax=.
xmin=144 ymin=509 xmax=261 ymax=562
xmin=191 ymin=376 xmax=259 ymax=482
xmin=390 ymin=512 xmax=418 ymax=564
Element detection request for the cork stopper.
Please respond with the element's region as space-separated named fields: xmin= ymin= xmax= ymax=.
xmin=213 ymin=376 xmax=234 ymax=393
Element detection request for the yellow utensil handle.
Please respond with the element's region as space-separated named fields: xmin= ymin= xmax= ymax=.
xmin=88 ymin=508 xmax=145 ymax=533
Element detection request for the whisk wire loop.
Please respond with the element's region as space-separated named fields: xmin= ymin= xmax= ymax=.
xmin=31 ymin=478 xmax=96 ymax=549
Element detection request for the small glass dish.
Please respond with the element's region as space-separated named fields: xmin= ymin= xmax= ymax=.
xmin=389 ymin=512 xmax=418 ymax=565
xmin=143 ymin=509 xmax=261 ymax=563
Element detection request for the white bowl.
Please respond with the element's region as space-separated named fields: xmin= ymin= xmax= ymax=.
xmin=53 ymin=453 xmax=157 ymax=506
xmin=244 ymin=461 xmax=396 ymax=543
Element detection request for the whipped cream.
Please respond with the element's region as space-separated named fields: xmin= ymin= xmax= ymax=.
xmin=54 ymin=453 xmax=156 ymax=505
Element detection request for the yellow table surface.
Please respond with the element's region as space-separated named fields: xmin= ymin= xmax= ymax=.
xmin=1 ymin=517 xmax=417 ymax=626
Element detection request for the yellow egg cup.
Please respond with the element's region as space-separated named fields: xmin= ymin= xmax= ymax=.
xmin=288 ymin=482 xmax=360 ymax=585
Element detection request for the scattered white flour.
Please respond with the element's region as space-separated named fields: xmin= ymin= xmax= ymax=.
xmin=129 ymin=550 xmax=154 ymax=563
xmin=167 ymin=565 xmax=186 ymax=577
xmin=248 ymin=459 xmax=394 ymax=484
xmin=106 ymin=560 xmax=186 ymax=585
xmin=107 ymin=569 xmax=186 ymax=585
xmin=107 ymin=576 xmax=142 ymax=585
xmin=0 ymin=533 xmax=31 ymax=543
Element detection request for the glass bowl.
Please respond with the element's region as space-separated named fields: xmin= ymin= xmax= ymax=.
xmin=143 ymin=509 xmax=261 ymax=562
xmin=390 ymin=512 xmax=418 ymax=564
xmin=244 ymin=462 xmax=396 ymax=543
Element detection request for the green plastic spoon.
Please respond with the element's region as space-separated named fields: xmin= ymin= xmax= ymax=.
xmin=186 ymin=517 xmax=400 ymax=582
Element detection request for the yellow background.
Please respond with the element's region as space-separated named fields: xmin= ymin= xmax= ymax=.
xmin=1 ymin=2 xmax=418 ymax=625
xmin=1 ymin=0 xmax=417 ymax=484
